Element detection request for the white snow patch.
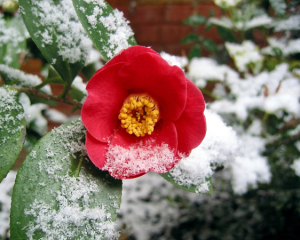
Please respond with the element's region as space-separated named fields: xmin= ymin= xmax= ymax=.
xmin=0 ymin=171 xmax=17 ymax=238
xmin=105 ymin=139 xmax=175 ymax=178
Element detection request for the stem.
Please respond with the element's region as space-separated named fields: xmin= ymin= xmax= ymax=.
xmin=58 ymin=84 xmax=71 ymax=98
xmin=19 ymin=87 xmax=82 ymax=109
xmin=75 ymin=155 xmax=84 ymax=178
xmin=35 ymin=81 xmax=49 ymax=90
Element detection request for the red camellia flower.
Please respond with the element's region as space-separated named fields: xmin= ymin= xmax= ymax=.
xmin=81 ymin=46 xmax=206 ymax=179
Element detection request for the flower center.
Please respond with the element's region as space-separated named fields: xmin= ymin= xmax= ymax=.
xmin=118 ymin=93 xmax=160 ymax=137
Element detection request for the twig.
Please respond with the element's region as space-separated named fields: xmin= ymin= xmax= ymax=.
xmin=19 ymin=87 xmax=83 ymax=109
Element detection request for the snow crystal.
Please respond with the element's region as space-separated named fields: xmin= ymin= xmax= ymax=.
xmin=230 ymin=135 xmax=271 ymax=194
xmin=225 ymin=41 xmax=263 ymax=73
xmin=291 ymin=158 xmax=300 ymax=177
xmin=209 ymin=16 xmax=233 ymax=29
xmin=0 ymin=64 xmax=51 ymax=94
xmin=30 ymin=0 xmax=92 ymax=64
xmin=24 ymin=121 xmax=119 ymax=239
xmin=169 ymin=110 xmax=239 ymax=193
xmin=188 ymin=57 xmax=239 ymax=87
xmin=274 ymin=15 xmax=300 ymax=31
xmin=43 ymin=109 xmax=69 ymax=123
xmin=242 ymin=14 xmax=273 ymax=30
xmin=262 ymin=37 xmax=300 ymax=56
xmin=0 ymin=87 xmax=25 ymax=142
xmin=160 ymin=52 xmax=188 ymax=69
xmin=0 ymin=171 xmax=17 ymax=238
xmin=80 ymin=1 xmax=134 ymax=59
xmin=105 ymin=139 xmax=175 ymax=178
xmin=71 ymin=76 xmax=88 ymax=96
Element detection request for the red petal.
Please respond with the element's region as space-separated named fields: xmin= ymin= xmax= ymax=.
xmin=103 ymin=120 xmax=179 ymax=179
xmin=117 ymin=52 xmax=187 ymax=121
xmin=81 ymin=63 xmax=128 ymax=141
xmin=174 ymin=79 xmax=206 ymax=156
xmin=86 ymin=132 xmax=108 ymax=169
xmin=95 ymin=46 xmax=159 ymax=75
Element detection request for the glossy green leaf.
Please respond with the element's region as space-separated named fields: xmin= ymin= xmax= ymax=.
xmin=10 ymin=120 xmax=122 ymax=240
xmin=217 ymin=26 xmax=237 ymax=42
xmin=181 ymin=33 xmax=199 ymax=44
xmin=72 ymin=0 xmax=137 ymax=60
xmin=189 ymin=43 xmax=202 ymax=60
xmin=0 ymin=64 xmax=52 ymax=95
xmin=0 ymin=86 xmax=26 ymax=183
xmin=0 ymin=14 xmax=26 ymax=69
xmin=270 ymin=0 xmax=286 ymax=17
xmin=19 ymin=0 xmax=90 ymax=86
xmin=202 ymin=39 xmax=218 ymax=53
xmin=183 ymin=14 xmax=207 ymax=26
xmin=160 ymin=172 xmax=213 ymax=195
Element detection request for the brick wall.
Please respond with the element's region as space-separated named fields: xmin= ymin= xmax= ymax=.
xmin=107 ymin=0 xmax=221 ymax=55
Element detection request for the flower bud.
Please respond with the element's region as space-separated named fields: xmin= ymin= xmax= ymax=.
xmin=2 ymin=0 xmax=19 ymax=13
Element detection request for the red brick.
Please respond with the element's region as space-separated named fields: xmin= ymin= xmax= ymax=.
xmin=129 ymin=5 xmax=165 ymax=24
xmin=160 ymin=24 xmax=191 ymax=43
xmin=131 ymin=25 xmax=161 ymax=44
xmin=195 ymin=3 xmax=222 ymax=17
xmin=165 ymin=4 xmax=193 ymax=23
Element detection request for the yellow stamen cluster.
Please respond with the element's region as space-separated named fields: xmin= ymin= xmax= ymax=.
xmin=118 ymin=93 xmax=160 ymax=137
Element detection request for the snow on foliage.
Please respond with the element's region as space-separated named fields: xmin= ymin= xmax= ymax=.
xmin=231 ymin=135 xmax=271 ymax=194
xmin=213 ymin=0 xmax=242 ymax=9
xmin=0 ymin=13 xmax=25 ymax=66
xmin=23 ymin=121 xmax=119 ymax=240
xmin=0 ymin=87 xmax=25 ymax=138
xmin=160 ymin=52 xmax=188 ymax=69
xmin=189 ymin=57 xmax=300 ymax=120
xmin=80 ymin=0 xmax=135 ymax=59
xmin=0 ymin=171 xmax=16 ymax=238
xmin=225 ymin=41 xmax=263 ymax=73
xmin=26 ymin=0 xmax=92 ymax=64
xmin=291 ymin=158 xmax=300 ymax=177
xmin=169 ymin=110 xmax=239 ymax=193
xmin=0 ymin=64 xmax=52 ymax=94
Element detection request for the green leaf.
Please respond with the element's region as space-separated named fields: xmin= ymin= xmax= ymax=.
xmin=10 ymin=120 xmax=122 ymax=240
xmin=70 ymin=87 xmax=86 ymax=103
xmin=181 ymin=33 xmax=199 ymax=44
xmin=19 ymin=0 xmax=90 ymax=86
xmin=0 ymin=86 xmax=26 ymax=183
xmin=0 ymin=14 xmax=26 ymax=69
xmin=160 ymin=172 xmax=213 ymax=195
xmin=183 ymin=14 xmax=207 ymax=26
xmin=217 ymin=26 xmax=237 ymax=42
xmin=269 ymin=0 xmax=286 ymax=17
xmin=202 ymin=39 xmax=218 ymax=53
xmin=72 ymin=0 xmax=137 ymax=60
xmin=189 ymin=43 xmax=202 ymax=60
xmin=0 ymin=64 xmax=52 ymax=95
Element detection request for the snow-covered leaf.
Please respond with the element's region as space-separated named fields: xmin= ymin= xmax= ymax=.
xmin=19 ymin=0 xmax=92 ymax=86
xmin=160 ymin=172 xmax=213 ymax=195
xmin=0 ymin=64 xmax=52 ymax=95
xmin=10 ymin=120 xmax=122 ymax=240
xmin=0 ymin=14 xmax=26 ymax=69
xmin=72 ymin=0 xmax=137 ymax=60
xmin=0 ymin=86 xmax=26 ymax=183
xmin=269 ymin=0 xmax=286 ymax=17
